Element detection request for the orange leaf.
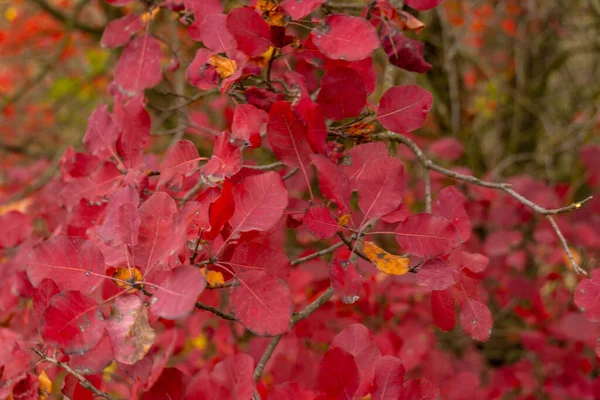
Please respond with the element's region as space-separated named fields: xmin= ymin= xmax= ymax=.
xmin=362 ymin=241 xmax=409 ymax=276
xmin=113 ymin=267 xmax=143 ymax=290
xmin=208 ymin=55 xmax=238 ymax=79
xmin=38 ymin=371 xmax=52 ymax=400
xmin=201 ymin=268 xmax=225 ymax=288
xmin=337 ymin=213 xmax=352 ymax=227
xmin=256 ymin=0 xmax=288 ymax=26
xmin=0 ymin=197 xmax=32 ymax=215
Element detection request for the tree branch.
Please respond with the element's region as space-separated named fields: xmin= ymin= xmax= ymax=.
xmin=32 ymin=348 xmax=116 ymax=400
xmin=195 ymin=301 xmax=237 ymax=321
xmin=290 ymin=240 xmax=347 ymax=266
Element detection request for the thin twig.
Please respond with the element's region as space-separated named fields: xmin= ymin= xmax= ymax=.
xmin=243 ymin=162 xmax=285 ymax=171
xmin=424 ymin=166 xmax=432 ymax=213
xmin=32 ymin=348 xmax=116 ymax=400
xmin=195 ymin=301 xmax=238 ymax=321
xmin=546 ymin=216 xmax=586 ymax=275
xmin=179 ymin=179 xmax=204 ymax=207
xmin=290 ymin=241 xmax=347 ymax=266
xmin=282 ymin=167 xmax=299 ymax=180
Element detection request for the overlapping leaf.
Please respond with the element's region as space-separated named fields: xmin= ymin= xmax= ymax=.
xmin=311 ymin=14 xmax=379 ymax=61
xmin=377 ymin=85 xmax=433 ymax=134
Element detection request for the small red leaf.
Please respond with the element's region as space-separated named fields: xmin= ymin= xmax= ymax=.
xmin=316 ymin=346 xmax=360 ymax=399
xmin=430 ymin=289 xmax=456 ymax=332
xmin=196 ymin=13 xmax=236 ymax=55
xmin=267 ymin=101 xmax=312 ymax=169
xmin=381 ymin=30 xmax=432 ymax=74
xmin=400 ymin=379 xmax=440 ymax=400
xmin=575 ymin=270 xmax=600 ymax=322
xmin=432 ymin=186 xmax=471 ymax=242
xmin=117 ymin=203 xmax=140 ymax=247
xmin=416 ymin=258 xmax=460 ymax=290
xmin=83 ymin=104 xmax=120 ymax=159
xmin=312 ymin=14 xmax=379 ymax=61
xmin=186 ymin=49 xmax=218 ymax=90
xmin=202 ymin=132 xmax=242 ymax=181
xmin=231 ymin=104 xmax=268 ymax=148
xmin=311 ymin=154 xmax=351 ymax=212
xmin=114 ymin=35 xmax=162 ymax=94
xmin=39 ymin=291 xmax=105 ymax=354
xmin=357 ymin=157 xmax=404 ymax=220
xmin=304 ymin=205 xmax=339 ymax=239
xmin=115 ymin=94 xmax=151 ymax=169
xmin=377 ymin=85 xmax=433 ymax=134
xmin=395 ymin=213 xmax=460 ymax=259
xmin=150 ymin=265 xmax=206 ymax=319
xmin=28 ymin=236 xmax=105 ymax=295
xmin=226 ymin=7 xmax=271 ymax=56
xmin=230 ymin=271 xmax=292 ymax=336
xmin=33 ymin=279 xmax=60 ymax=319
xmin=330 ymin=259 xmax=362 ymax=304
xmin=230 ymin=172 xmax=288 ymax=233
xmin=101 ymin=14 xmax=141 ymax=48
xmin=281 ymin=0 xmax=325 ymax=19
xmin=404 ymin=0 xmax=442 ymax=11
xmin=372 ymin=356 xmax=405 ymax=400
xmin=158 ymin=140 xmax=202 ymax=191
xmin=344 ymin=142 xmax=389 ymax=190
xmin=211 ymin=354 xmax=255 ymax=399
xmin=317 ymin=67 xmax=367 ymax=121
xmin=69 ymin=334 xmax=114 ymax=374
xmin=229 ymin=242 xmax=290 ymax=281
xmin=0 ymin=211 xmax=32 ymax=249
xmin=460 ymin=298 xmax=492 ymax=341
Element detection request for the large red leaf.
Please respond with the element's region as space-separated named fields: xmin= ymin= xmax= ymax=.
xmin=28 ymin=236 xmax=105 ymax=295
xmin=196 ymin=13 xmax=236 ymax=55
xmin=281 ymin=0 xmax=325 ymax=19
xmin=0 ymin=211 xmax=32 ymax=249
xmin=357 ymin=157 xmax=404 ymax=221
xmin=430 ymin=289 xmax=456 ymax=332
xmin=150 ymin=265 xmax=206 ymax=319
xmin=69 ymin=334 xmax=114 ymax=374
xmin=311 ymin=14 xmax=379 ymax=61
xmin=330 ymin=259 xmax=362 ymax=305
xmin=381 ymin=30 xmax=432 ymax=74
xmin=99 ymin=185 xmax=139 ymax=245
xmin=61 ymin=161 xmax=123 ymax=208
xmin=416 ymin=258 xmax=460 ymax=290
xmin=304 ymin=205 xmax=339 ymax=239
xmin=404 ymin=0 xmax=442 ymax=11
xmin=39 ymin=291 xmax=105 ymax=354
xmin=316 ymin=67 xmax=366 ymax=121
xmin=101 ymin=14 xmax=141 ymax=48
xmin=226 ymin=7 xmax=271 ymax=57
xmin=432 ymin=186 xmax=471 ymax=242
xmin=344 ymin=142 xmax=389 ymax=190
xmin=575 ymin=270 xmax=600 ymax=322
xmin=115 ymin=94 xmax=151 ymax=169
xmin=230 ymin=172 xmax=288 ymax=233
xmin=117 ymin=203 xmax=140 ymax=247
xmin=107 ymin=294 xmax=155 ymax=365
xmin=202 ymin=132 xmax=242 ymax=181
xmin=83 ymin=104 xmax=120 ymax=160
xmin=230 ymin=271 xmax=292 ymax=336
xmin=0 ymin=328 xmax=18 ymax=366
xmin=142 ymin=368 xmax=188 ymax=400
xmin=372 ymin=356 xmax=405 ymax=400
xmin=331 ymin=323 xmax=382 ymax=396
xmin=395 ymin=213 xmax=460 ymax=259
xmin=311 ymin=154 xmax=351 ymax=212
xmin=377 ymin=85 xmax=433 ymax=134
xmin=185 ymin=371 xmax=229 ymax=400
xmin=134 ymin=192 xmax=183 ymax=272
xmin=460 ymin=298 xmax=492 ymax=341
xmin=33 ymin=279 xmax=60 ymax=318
xmin=316 ymin=346 xmax=360 ymax=399
xmin=114 ymin=35 xmax=162 ymax=94
xmin=231 ymin=103 xmax=268 ymax=148
xmin=158 ymin=140 xmax=202 ymax=191
xmin=229 ymin=242 xmax=290 ymax=281
xmin=211 ymin=354 xmax=255 ymax=399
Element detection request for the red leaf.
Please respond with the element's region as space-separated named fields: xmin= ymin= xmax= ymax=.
xmin=150 ymin=265 xmax=206 ymax=319
xmin=357 ymin=157 xmax=404 ymax=220
xmin=372 ymin=356 xmax=405 ymax=400
xmin=0 ymin=211 xmax=32 ymax=249
xmin=99 ymin=186 xmax=139 ymax=245
xmin=400 ymin=379 xmax=440 ymax=400
xmin=186 ymin=49 xmax=218 ymax=90
xmin=271 ymin=382 xmax=315 ymax=400
xmin=61 ymin=161 xmax=123 ymax=208
xmin=244 ymin=87 xmax=284 ymax=111
xmin=206 ymin=181 xmax=234 ymax=240
xmin=229 ymin=242 xmax=290 ymax=281
xmin=230 ymin=171 xmax=288 ymax=233
xmin=69 ymin=334 xmax=114 ymax=374
xmin=185 ymin=370 xmax=229 ymax=400
xmin=395 ymin=213 xmax=460 ymax=259
xmin=459 ymin=298 xmax=492 ymax=341
xmin=316 ymin=346 xmax=360 ymax=399
xmin=331 ymin=323 xmax=381 ymax=396
xmin=196 ymin=13 xmax=236 ymax=55
xmin=312 ymin=14 xmax=379 ymax=61
xmin=430 ymin=137 xmax=464 ymax=161
xmin=101 ymin=14 xmax=141 ymax=48
xmin=143 ymin=368 xmax=187 ymax=400
xmin=575 ymin=270 xmax=600 ymax=322
xmin=281 ymin=0 xmax=325 ymax=19
xmin=231 ymin=104 xmax=268 ymax=148
xmin=381 ymin=203 xmax=409 ymax=223
xmin=117 ymin=203 xmax=140 ymax=246
xmin=381 ymin=30 xmax=432 ymax=74
xmin=211 ymin=354 xmax=255 ymax=399
xmin=454 ymin=251 xmax=489 ymax=273
xmin=230 ymin=271 xmax=292 ymax=336
xmin=226 ymin=7 xmax=271 ymax=57
xmin=202 ymin=132 xmax=242 ymax=181
xmin=404 ymin=0 xmax=442 ymax=11
xmin=28 ymin=236 xmax=105 ymax=295
xmin=39 ymin=291 xmax=105 ymax=354
xmin=114 ymin=35 xmax=162 ymax=94
xmin=432 ymin=186 xmax=471 ymax=242
xmin=107 ymin=294 xmax=155 ymax=364
xmin=115 ymin=94 xmax=151 ymax=169
xmin=377 ymin=85 xmax=433 ymax=134
xmin=330 ymin=259 xmax=362 ymax=305
xmin=33 ymin=279 xmax=60 ymax=319
xmin=185 ymin=0 xmax=223 ymax=25
xmin=416 ymin=258 xmax=460 ymax=290
xmin=158 ymin=140 xmax=202 ymax=191
xmin=430 ymin=289 xmax=456 ymax=332
xmin=134 ymin=192 xmax=183 ymax=272
xmin=316 ymin=67 xmax=367 ymax=120
xmin=344 ymin=142 xmax=389 ymax=190
xmin=311 ymin=154 xmax=351 ymax=212
xmin=83 ymin=104 xmax=120 ymax=159
xmin=0 ymin=328 xmax=18 ymax=366
xmin=304 ymin=205 xmax=339 ymax=239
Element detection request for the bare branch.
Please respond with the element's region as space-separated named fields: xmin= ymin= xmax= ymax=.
xmin=290 ymin=241 xmax=347 ymax=266
xmin=243 ymin=162 xmax=285 ymax=171
xmin=32 ymin=348 xmax=116 ymax=400
xmin=195 ymin=301 xmax=238 ymax=321
xmin=424 ymin=166 xmax=432 ymax=213
xmin=546 ymin=216 xmax=586 ymax=275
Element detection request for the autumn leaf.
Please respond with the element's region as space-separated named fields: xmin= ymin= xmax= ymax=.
xmin=201 ymin=268 xmax=225 ymax=288
xmin=362 ymin=241 xmax=410 ymax=276
xmin=208 ymin=54 xmax=238 ymax=79
xmin=112 ymin=267 xmax=143 ymax=291
xmin=38 ymin=371 xmax=52 ymax=400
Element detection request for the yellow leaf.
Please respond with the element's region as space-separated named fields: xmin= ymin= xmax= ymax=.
xmin=113 ymin=267 xmax=143 ymax=290
xmin=362 ymin=241 xmax=409 ymax=276
xmin=103 ymin=361 xmax=117 ymax=382
xmin=208 ymin=55 xmax=237 ymax=79
xmin=4 ymin=7 xmax=17 ymax=22
xmin=255 ymin=0 xmax=288 ymax=26
xmin=190 ymin=334 xmax=208 ymax=350
xmin=0 ymin=197 xmax=32 ymax=215
xmin=337 ymin=213 xmax=352 ymax=227
xmin=38 ymin=371 xmax=52 ymax=400
xmin=201 ymin=268 xmax=225 ymax=288
xmin=140 ymin=7 xmax=160 ymax=23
